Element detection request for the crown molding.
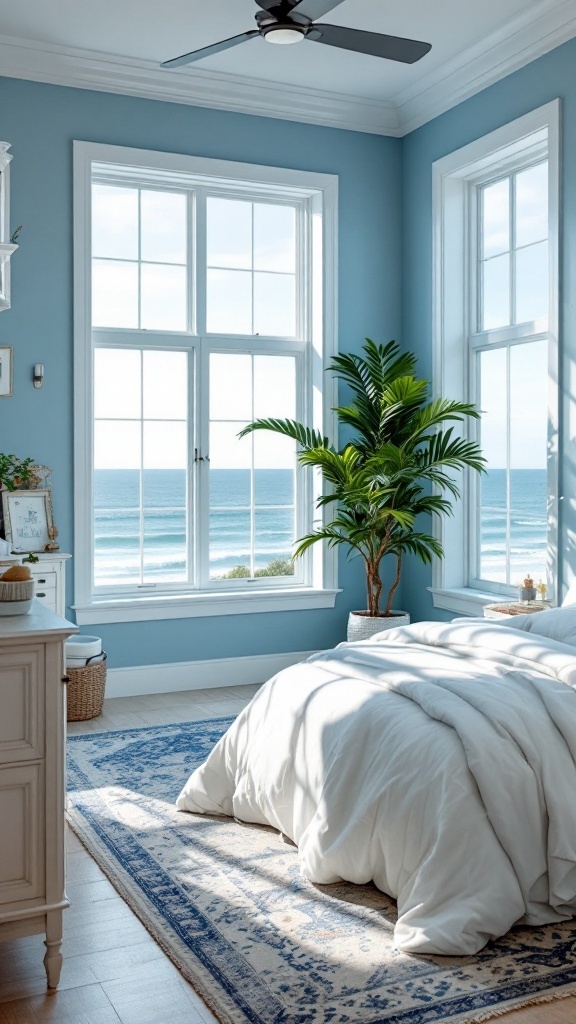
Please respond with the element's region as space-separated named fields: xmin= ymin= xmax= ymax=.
xmin=396 ymin=0 xmax=576 ymax=135
xmin=0 ymin=1 xmax=574 ymax=139
xmin=0 ymin=34 xmax=400 ymax=137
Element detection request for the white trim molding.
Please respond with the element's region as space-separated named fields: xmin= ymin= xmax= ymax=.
xmin=105 ymin=648 xmax=318 ymax=698
xmin=0 ymin=2 xmax=575 ymax=137
xmin=74 ymin=588 xmax=340 ymax=626
xmin=0 ymin=33 xmax=400 ymax=137
xmin=431 ymin=100 xmax=560 ymax=617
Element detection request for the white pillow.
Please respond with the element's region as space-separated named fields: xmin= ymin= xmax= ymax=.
xmin=502 ymin=605 xmax=576 ymax=644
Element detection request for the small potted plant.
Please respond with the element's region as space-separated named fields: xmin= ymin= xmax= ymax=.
xmin=0 ymin=453 xmax=34 ymax=545
xmin=0 ymin=453 xmax=34 ymax=492
xmin=240 ymin=339 xmax=485 ymax=640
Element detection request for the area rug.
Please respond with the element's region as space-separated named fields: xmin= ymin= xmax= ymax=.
xmin=67 ymin=719 xmax=576 ymax=1024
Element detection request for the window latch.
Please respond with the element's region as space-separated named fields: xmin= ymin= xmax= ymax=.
xmin=194 ymin=449 xmax=210 ymax=463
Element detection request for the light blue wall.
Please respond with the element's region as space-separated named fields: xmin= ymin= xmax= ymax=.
xmin=401 ymin=36 xmax=576 ymax=622
xmin=0 ymin=77 xmax=402 ymax=665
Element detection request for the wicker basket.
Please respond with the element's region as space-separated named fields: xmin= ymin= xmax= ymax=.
xmin=66 ymin=654 xmax=107 ymax=722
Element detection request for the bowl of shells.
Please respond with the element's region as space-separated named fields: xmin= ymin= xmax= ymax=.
xmin=0 ymin=565 xmax=35 ymax=615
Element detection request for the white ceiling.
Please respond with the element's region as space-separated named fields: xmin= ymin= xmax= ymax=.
xmin=0 ymin=0 xmax=574 ymax=134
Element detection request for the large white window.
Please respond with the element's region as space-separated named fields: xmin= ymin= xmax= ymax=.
xmin=74 ymin=144 xmax=338 ymax=624
xmin=431 ymin=102 xmax=559 ymax=616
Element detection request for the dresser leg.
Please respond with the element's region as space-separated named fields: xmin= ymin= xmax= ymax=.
xmin=44 ymin=910 xmax=63 ymax=989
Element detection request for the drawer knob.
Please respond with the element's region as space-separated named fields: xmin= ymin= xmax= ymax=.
xmin=62 ymin=675 xmax=70 ymax=683
xmin=37 ymin=592 xmax=46 ymax=597
xmin=37 ymin=578 xmax=46 ymax=583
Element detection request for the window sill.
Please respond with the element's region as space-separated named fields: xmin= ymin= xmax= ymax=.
xmin=73 ymin=586 xmax=341 ymax=625
xmin=428 ymin=586 xmax=507 ymax=617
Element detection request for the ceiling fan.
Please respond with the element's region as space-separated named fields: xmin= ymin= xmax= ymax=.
xmin=162 ymin=0 xmax=431 ymax=69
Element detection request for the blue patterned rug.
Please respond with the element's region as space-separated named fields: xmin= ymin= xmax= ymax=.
xmin=67 ymin=719 xmax=576 ymax=1024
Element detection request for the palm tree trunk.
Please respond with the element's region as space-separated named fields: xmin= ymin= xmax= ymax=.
xmin=384 ymin=553 xmax=402 ymax=616
xmin=366 ymin=562 xmax=382 ymax=617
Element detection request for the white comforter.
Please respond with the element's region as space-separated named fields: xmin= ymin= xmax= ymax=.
xmin=177 ymin=620 xmax=576 ymax=955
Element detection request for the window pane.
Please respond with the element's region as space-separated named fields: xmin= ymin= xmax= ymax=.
xmin=141 ymin=190 xmax=187 ymax=264
xmin=92 ymin=260 xmax=138 ymax=328
xmin=210 ymin=354 xmax=253 ymax=421
xmin=207 ymin=198 xmax=252 ymax=270
xmin=254 ymin=272 xmax=296 ymax=336
xmin=482 ymin=253 xmax=510 ymax=330
xmin=210 ymin=509 xmax=251 ymax=579
xmin=92 ymin=184 xmax=138 ymax=261
xmin=94 ymin=348 xmax=141 ymax=419
xmin=94 ymin=421 xmax=141 ymax=469
xmin=254 ymin=204 xmax=296 ymax=272
xmin=515 ymin=163 xmax=548 ymax=248
xmin=254 ymin=434 xmax=296 ymax=510
xmin=254 ymin=355 xmax=296 ymax=420
xmin=143 ymin=421 xmax=187 ymax=470
xmin=515 ymin=241 xmax=548 ymax=323
xmin=254 ymin=507 xmax=295 ymax=574
xmin=479 ymin=347 xmax=507 ymax=582
xmin=210 ymin=421 xmax=251 ymax=470
xmin=140 ymin=264 xmax=187 ymax=331
xmin=143 ymin=351 xmax=188 ymax=420
xmin=210 ymin=468 xmax=250 ymax=508
xmin=482 ymin=179 xmax=509 ymax=259
xmin=143 ymin=508 xmax=187 ymax=582
xmin=143 ymin=468 xmax=186 ymax=508
xmin=509 ymin=341 xmax=547 ymax=584
xmin=94 ymin=516 xmax=140 ymax=586
xmin=94 ymin=468 xmax=141 ymax=585
xmin=254 ymin=467 xmax=294 ymax=507
xmin=207 ymin=269 xmax=252 ymax=334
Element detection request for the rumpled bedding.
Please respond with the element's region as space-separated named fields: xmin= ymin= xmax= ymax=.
xmin=177 ymin=620 xmax=576 ymax=954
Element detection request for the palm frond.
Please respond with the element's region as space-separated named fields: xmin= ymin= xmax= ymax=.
xmin=238 ymin=419 xmax=329 ymax=451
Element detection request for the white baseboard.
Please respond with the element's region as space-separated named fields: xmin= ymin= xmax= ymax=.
xmin=105 ymin=649 xmax=318 ymax=698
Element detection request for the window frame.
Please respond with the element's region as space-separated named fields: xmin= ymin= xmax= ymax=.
xmin=73 ymin=142 xmax=339 ymax=625
xmin=430 ymin=101 xmax=560 ymax=617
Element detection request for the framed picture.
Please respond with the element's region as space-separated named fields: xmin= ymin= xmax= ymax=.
xmin=2 ymin=489 xmax=54 ymax=552
xmin=0 ymin=346 xmax=12 ymax=397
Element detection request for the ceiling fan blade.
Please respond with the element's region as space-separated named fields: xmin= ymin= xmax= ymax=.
xmin=306 ymin=23 xmax=431 ymax=64
xmin=291 ymin=0 xmax=347 ymax=19
xmin=254 ymin=0 xmax=298 ymax=10
xmin=162 ymin=30 xmax=259 ymax=68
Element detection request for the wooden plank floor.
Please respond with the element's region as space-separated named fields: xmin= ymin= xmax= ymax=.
xmin=0 ymin=684 xmax=574 ymax=1024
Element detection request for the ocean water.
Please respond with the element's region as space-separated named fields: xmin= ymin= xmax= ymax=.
xmin=94 ymin=469 xmax=295 ymax=585
xmin=93 ymin=468 xmax=548 ymax=587
xmin=480 ymin=468 xmax=547 ymax=584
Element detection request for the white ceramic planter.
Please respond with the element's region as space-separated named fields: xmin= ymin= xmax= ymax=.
xmin=347 ymin=610 xmax=410 ymax=642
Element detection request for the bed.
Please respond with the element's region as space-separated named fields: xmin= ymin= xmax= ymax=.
xmin=177 ymin=610 xmax=576 ymax=956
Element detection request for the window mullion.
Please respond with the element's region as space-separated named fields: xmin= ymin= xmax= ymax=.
xmin=195 ymin=188 xmax=207 ymax=337
xmin=196 ymin=341 xmax=210 ymax=589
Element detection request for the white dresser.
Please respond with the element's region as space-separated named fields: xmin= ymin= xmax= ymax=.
xmin=0 ymin=603 xmax=77 ymax=988
xmin=21 ymin=553 xmax=71 ymax=618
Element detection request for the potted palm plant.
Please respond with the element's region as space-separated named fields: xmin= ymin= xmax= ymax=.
xmin=240 ymin=339 xmax=485 ymax=641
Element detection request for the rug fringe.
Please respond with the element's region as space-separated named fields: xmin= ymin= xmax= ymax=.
xmin=455 ymin=983 xmax=576 ymax=1024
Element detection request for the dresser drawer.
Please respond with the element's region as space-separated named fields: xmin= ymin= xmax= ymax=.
xmin=29 ymin=571 xmax=57 ymax=591
xmin=0 ymin=647 xmax=44 ymax=763
xmin=34 ymin=591 xmax=57 ymax=612
xmin=0 ymin=763 xmax=44 ymax=906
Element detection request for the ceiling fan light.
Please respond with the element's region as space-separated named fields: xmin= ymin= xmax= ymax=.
xmin=263 ymin=26 xmax=305 ymax=45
